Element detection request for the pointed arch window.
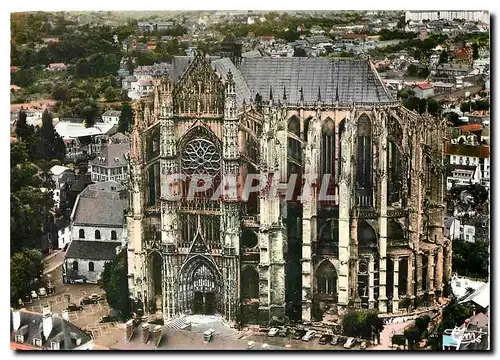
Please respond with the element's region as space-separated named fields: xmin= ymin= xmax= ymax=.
xmin=88 ymin=262 xmax=95 ymax=272
xmin=356 ymin=115 xmax=373 ymax=206
xmin=321 ymin=118 xmax=335 ymax=178
xmin=241 ymin=267 xmax=259 ymax=299
xmin=95 ymin=230 xmax=101 ymax=240
xmin=79 ymin=229 xmax=85 ymax=239
xmin=316 ymin=261 xmax=337 ymax=295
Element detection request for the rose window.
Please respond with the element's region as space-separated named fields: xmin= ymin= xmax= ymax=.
xmin=181 ymin=138 xmax=221 ymax=176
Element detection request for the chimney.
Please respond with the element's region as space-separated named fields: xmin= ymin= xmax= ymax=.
xmin=124 ymin=319 xmax=134 ymax=343
xmin=62 ymin=310 xmax=69 ymax=321
xmin=13 ymin=310 xmax=21 ymax=332
xmin=141 ymin=323 xmax=150 ymax=343
xmin=42 ymin=306 xmax=53 ymax=341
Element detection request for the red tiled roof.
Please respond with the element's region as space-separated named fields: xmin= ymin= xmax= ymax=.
xmin=460 ymin=124 xmax=482 ymax=133
xmin=416 ymin=82 xmax=433 ymax=90
xmin=445 ymin=143 xmax=490 ymax=158
xmin=11 ymin=342 xmax=37 ymax=350
xmin=342 ymin=33 xmax=367 ymax=40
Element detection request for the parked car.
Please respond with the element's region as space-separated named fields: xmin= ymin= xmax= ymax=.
xmin=71 ymin=278 xmax=87 ymax=284
xmin=319 ymin=334 xmax=333 ymax=345
xmin=47 ymin=285 xmax=56 ymax=295
xmin=99 ymin=315 xmax=119 ymax=323
xmin=246 ymin=341 xmax=255 ymax=349
xmin=30 ymin=291 xmax=38 ymax=300
xmin=360 ymin=341 xmax=367 ymax=350
xmin=89 ymin=293 xmax=104 ymax=301
xmin=268 ymin=328 xmax=279 ymax=337
xmin=343 ymin=337 xmax=356 ymax=349
xmin=302 ymin=330 xmax=316 ymax=341
xmin=293 ymin=329 xmax=307 ymax=340
xmin=67 ymin=304 xmax=84 ymax=312
xmin=330 ymin=335 xmax=339 ymax=346
xmin=80 ymin=297 xmax=97 ymax=306
xmin=38 ymin=288 xmax=47 ymax=297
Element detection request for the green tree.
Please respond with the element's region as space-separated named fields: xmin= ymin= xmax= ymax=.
xmin=438 ymin=50 xmax=449 ymax=65
xmin=472 ymin=42 xmax=479 ymax=60
xmin=100 ymin=249 xmax=131 ymax=319
xmin=15 ymin=111 xmax=35 ymax=143
xmin=10 ymin=249 xmax=45 ymax=306
xmin=36 ymin=110 xmax=66 ymax=161
xmin=342 ymin=309 xmax=384 ymax=339
xmin=118 ymin=103 xmax=134 ymax=134
xmin=104 ymin=86 xmax=120 ymax=102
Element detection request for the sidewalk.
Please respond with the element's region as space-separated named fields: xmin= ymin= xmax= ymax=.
xmin=43 ymin=249 xmax=62 ymax=263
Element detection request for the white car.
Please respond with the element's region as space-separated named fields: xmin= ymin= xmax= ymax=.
xmin=344 ymin=337 xmax=355 ymax=349
xmin=268 ymin=328 xmax=279 ymax=337
xmin=302 ymin=330 xmax=316 ymax=341
xmin=38 ymin=288 xmax=47 ymax=297
xmin=30 ymin=291 xmax=38 ymax=300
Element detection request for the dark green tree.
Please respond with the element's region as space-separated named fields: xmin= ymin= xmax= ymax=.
xmin=472 ymin=42 xmax=479 ymax=60
xmin=15 ymin=111 xmax=35 ymax=143
xmin=36 ymin=110 xmax=66 ymax=161
xmin=118 ymin=103 xmax=134 ymax=134
xmin=438 ymin=50 xmax=449 ymax=65
xmin=100 ymin=249 xmax=131 ymax=319
xmin=342 ymin=309 xmax=384 ymax=339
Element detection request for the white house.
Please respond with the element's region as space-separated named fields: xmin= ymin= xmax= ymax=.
xmin=49 ymin=165 xmax=74 ymax=209
xmin=64 ymin=181 xmax=126 ymax=284
xmin=101 ymin=110 xmax=121 ymax=125
xmin=447 ymin=164 xmax=481 ymax=190
xmin=412 ymin=82 xmax=435 ymax=99
xmin=10 ymin=308 xmax=94 ymax=350
xmin=89 ymin=142 xmax=130 ymax=184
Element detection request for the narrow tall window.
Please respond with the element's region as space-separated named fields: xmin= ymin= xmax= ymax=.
xmin=72 ymin=261 xmax=78 ymax=271
xmin=321 ymin=118 xmax=335 ymax=178
xmin=79 ymin=229 xmax=85 ymax=239
xmin=95 ymin=230 xmax=101 ymax=240
xmin=111 ymin=230 xmax=117 ymax=240
xmin=88 ymin=262 xmax=95 ymax=272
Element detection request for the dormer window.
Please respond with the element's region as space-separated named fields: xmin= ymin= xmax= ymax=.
xmin=33 ymin=338 xmax=42 ymax=347
xmin=15 ymin=335 xmax=24 ymax=343
xmin=51 ymin=341 xmax=60 ymax=350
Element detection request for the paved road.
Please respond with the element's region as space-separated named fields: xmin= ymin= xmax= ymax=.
xmin=372 ymin=319 xmax=414 ymax=350
xmin=23 ymin=263 xmax=118 ymax=342
xmin=43 ymin=250 xmax=64 ymax=275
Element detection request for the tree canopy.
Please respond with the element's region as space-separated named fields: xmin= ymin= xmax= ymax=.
xmin=100 ymin=249 xmax=131 ymax=319
xmin=11 ymin=249 xmax=45 ymax=306
xmin=342 ymin=309 xmax=384 ymax=339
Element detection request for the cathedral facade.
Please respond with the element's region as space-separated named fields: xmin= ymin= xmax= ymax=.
xmin=126 ymin=52 xmax=452 ymax=324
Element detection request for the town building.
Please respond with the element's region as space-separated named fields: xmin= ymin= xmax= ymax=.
xmin=49 ymin=165 xmax=75 ymax=209
xmin=412 ymin=82 xmax=434 ymax=99
xmin=55 ymin=119 xmax=116 ymax=160
xmin=10 ymin=307 xmax=93 ymax=350
xmin=89 ymin=142 xmax=131 ymax=183
xmin=126 ymin=52 xmax=450 ymax=325
xmin=102 ymin=110 xmax=121 ymax=125
xmin=64 ymin=181 xmax=126 ymax=284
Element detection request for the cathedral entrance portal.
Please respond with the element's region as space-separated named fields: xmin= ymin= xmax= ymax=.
xmin=178 ymin=256 xmax=222 ymax=315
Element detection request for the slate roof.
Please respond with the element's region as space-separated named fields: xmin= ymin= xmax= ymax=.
xmin=102 ymin=110 xmax=121 ymax=118
xmin=237 ymin=57 xmax=395 ymax=105
xmin=89 ymin=143 xmax=130 ymax=168
xmin=168 ymin=56 xmax=394 ymax=107
xmin=10 ymin=310 xmax=91 ymax=350
xmin=72 ymin=186 xmax=124 ymax=227
xmin=212 ymin=58 xmax=251 ymax=107
xmin=65 ymin=240 xmax=120 ymax=261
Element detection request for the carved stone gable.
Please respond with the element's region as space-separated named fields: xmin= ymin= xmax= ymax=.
xmin=173 ymin=52 xmax=225 ymax=116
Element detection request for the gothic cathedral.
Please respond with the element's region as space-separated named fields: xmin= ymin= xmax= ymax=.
xmin=126 ymin=52 xmax=451 ymax=324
